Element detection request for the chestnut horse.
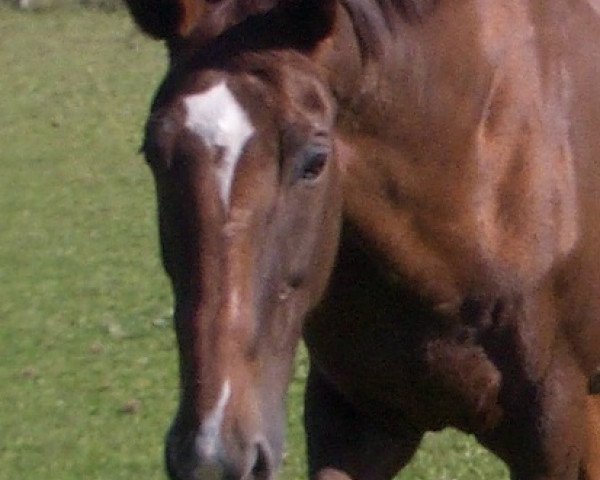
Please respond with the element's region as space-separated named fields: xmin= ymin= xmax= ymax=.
xmin=125 ymin=1 xmax=600 ymax=479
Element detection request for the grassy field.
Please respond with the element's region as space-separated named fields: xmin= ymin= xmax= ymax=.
xmin=0 ymin=5 xmax=509 ymax=480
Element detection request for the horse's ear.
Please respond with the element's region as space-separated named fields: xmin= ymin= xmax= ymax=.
xmin=124 ymin=0 xmax=205 ymax=39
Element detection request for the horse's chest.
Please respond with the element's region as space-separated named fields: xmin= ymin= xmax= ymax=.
xmin=305 ymin=312 xmax=504 ymax=432
xmin=304 ymin=233 xmax=509 ymax=432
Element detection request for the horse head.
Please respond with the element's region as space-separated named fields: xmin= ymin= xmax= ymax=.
xmin=140 ymin=30 xmax=342 ymax=478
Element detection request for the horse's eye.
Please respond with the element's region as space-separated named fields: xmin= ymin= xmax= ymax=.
xmin=296 ymin=147 xmax=329 ymax=182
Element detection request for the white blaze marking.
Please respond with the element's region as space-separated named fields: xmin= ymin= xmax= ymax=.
xmin=183 ymin=82 xmax=255 ymax=209
xmin=196 ymin=380 xmax=231 ymax=459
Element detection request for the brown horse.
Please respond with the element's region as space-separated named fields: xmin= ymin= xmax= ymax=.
xmin=125 ymin=1 xmax=600 ymax=479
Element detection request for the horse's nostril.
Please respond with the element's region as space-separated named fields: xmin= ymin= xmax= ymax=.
xmin=250 ymin=440 xmax=273 ymax=480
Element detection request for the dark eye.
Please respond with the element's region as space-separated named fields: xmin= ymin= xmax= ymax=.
xmin=295 ymin=147 xmax=329 ymax=182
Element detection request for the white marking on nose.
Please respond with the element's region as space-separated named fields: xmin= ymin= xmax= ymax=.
xmin=196 ymin=380 xmax=232 ymax=460
xmin=183 ymin=82 xmax=255 ymax=209
xmin=228 ymin=288 xmax=241 ymax=320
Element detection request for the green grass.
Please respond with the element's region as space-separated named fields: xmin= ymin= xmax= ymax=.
xmin=0 ymin=6 xmax=508 ymax=480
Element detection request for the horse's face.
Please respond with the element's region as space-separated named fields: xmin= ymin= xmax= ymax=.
xmin=144 ymin=58 xmax=341 ymax=480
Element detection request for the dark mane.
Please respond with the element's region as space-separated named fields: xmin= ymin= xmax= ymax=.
xmin=338 ymin=0 xmax=439 ymax=64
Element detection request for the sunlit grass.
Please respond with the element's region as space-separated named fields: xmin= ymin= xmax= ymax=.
xmin=0 ymin=6 xmax=508 ymax=480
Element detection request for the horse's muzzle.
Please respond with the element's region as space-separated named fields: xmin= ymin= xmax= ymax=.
xmin=165 ymin=427 xmax=274 ymax=480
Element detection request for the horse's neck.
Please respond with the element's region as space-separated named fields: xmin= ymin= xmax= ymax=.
xmin=325 ymin=0 xmax=580 ymax=309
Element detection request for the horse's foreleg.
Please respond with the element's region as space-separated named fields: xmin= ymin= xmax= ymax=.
xmin=304 ymin=364 xmax=424 ymax=480
xmin=478 ymin=341 xmax=587 ymax=480
xmin=581 ymin=394 xmax=600 ymax=479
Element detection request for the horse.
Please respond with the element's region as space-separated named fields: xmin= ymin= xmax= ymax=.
xmin=124 ymin=1 xmax=600 ymax=479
